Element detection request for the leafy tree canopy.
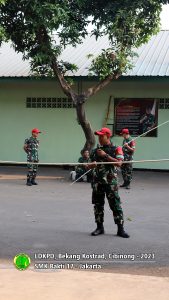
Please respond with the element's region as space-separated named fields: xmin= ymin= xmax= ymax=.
xmin=0 ymin=0 xmax=166 ymax=80
xmin=0 ymin=0 xmax=7 ymax=43
xmin=0 ymin=0 xmax=168 ymax=150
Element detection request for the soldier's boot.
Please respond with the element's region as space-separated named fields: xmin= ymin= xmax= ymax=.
xmin=31 ymin=177 xmax=38 ymax=185
xmin=120 ymin=182 xmax=127 ymax=187
xmin=117 ymin=224 xmax=130 ymax=238
xmin=120 ymin=179 xmax=128 ymax=187
xmin=125 ymin=185 xmax=130 ymax=190
xmin=91 ymin=223 xmax=104 ymax=236
xmin=125 ymin=180 xmax=131 ymax=189
xmin=26 ymin=178 xmax=32 ymax=186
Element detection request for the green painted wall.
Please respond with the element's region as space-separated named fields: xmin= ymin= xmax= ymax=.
xmin=0 ymin=78 xmax=169 ymax=170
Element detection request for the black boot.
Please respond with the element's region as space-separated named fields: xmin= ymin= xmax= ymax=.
xmin=26 ymin=178 xmax=32 ymax=186
xmin=117 ymin=224 xmax=130 ymax=238
xmin=91 ymin=223 xmax=104 ymax=236
xmin=120 ymin=182 xmax=127 ymax=187
xmin=125 ymin=185 xmax=130 ymax=190
xmin=124 ymin=180 xmax=130 ymax=189
xmin=31 ymin=178 xmax=38 ymax=185
xmin=120 ymin=180 xmax=128 ymax=187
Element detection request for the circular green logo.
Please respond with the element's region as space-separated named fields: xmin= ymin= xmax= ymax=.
xmin=14 ymin=253 xmax=31 ymax=271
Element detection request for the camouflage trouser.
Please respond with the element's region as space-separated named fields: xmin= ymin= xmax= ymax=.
xmin=76 ymin=167 xmax=92 ymax=182
xmin=121 ymin=163 xmax=133 ymax=185
xmin=92 ymin=178 xmax=124 ymax=225
xmin=27 ymin=160 xmax=38 ymax=180
xmin=75 ymin=167 xmax=86 ymax=181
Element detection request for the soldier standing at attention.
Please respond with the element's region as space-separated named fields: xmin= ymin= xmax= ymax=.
xmin=23 ymin=128 xmax=41 ymax=186
xmin=120 ymin=128 xmax=136 ymax=190
xmin=87 ymin=127 xmax=130 ymax=238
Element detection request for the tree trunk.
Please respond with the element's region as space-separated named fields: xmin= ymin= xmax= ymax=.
xmin=36 ymin=27 xmax=120 ymax=153
xmin=51 ymin=59 xmax=95 ymax=152
xmin=75 ymin=95 xmax=95 ymax=152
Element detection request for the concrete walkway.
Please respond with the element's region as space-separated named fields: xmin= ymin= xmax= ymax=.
xmin=0 ymin=269 xmax=169 ymax=300
xmin=0 ymin=167 xmax=169 ymax=299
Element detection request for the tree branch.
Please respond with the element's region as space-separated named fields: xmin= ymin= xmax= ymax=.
xmin=85 ymin=73 xmax=120 ymax=98
xmin=51 ymin=59 xmax=76 ymax=100
xmin=36 ymin=26 xmax=77 ymax=102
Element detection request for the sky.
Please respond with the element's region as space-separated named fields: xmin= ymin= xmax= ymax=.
xmin=160 ymin=5 xmax=169 ymax=29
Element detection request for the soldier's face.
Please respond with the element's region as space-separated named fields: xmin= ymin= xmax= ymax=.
xmin=83 ymin=151 xmax=89 ymax=159
xmin=32 ymin=132 xmax=38 ymax=138
xmin=98 ymin=134 xmax=110 ymax=145
xmin=146 ymin=108 xmax=151 ymax=115
xmin=123 ymin=133 xmax=129 ymax=139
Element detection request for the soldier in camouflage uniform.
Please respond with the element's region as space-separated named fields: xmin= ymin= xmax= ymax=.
xmin=87 ymin=127 xmax=129 ymax=238
xmin=75 ymin=150 xmax=92 ymax=182
xmin=140 ymin=106 xmax=155 ymax=134
xmin=120 ymin=128 xmax=136 ymax=190
xmin=23 ymin=128 xmax=41 ymax=186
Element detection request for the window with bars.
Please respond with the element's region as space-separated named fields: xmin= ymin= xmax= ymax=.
xmin=26 ymin=97 xmax=75 ymax=108
xmin=159 ymin=98 xmax=169 ymax=109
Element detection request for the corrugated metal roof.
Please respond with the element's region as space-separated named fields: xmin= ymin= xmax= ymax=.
xmin=0 ymin=43 xmax=31 ymax=77
xmin=0 ymin=30 xmax=169 ymax=77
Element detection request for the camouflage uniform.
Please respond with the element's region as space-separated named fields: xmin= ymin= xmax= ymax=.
xmin=75 ymin=156 xmax=92 ymax=182
xmin=90 ymin=144 xmax=124 ymax=225
xmin=121 ymin=137 xmax=135 ymax=187
xmin=142 ymin=114 xmax=155 ymax=133
xmin=24 ymin=136 xmax=39 ymax=182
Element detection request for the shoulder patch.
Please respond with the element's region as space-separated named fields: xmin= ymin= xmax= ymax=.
xmin=115 ymin=146 xmax=124 ymax=160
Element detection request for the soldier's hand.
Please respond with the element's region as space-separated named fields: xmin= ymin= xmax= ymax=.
xmin=87 ymin=161 xmax=97 ymax=169
xmin=143 ymin=115 xmax=148 ymax=120
xmin=96 ymin=149 xmax=106 ymax=157
xmin=140 ymin=115 xmax=147 ymax=123
xmin=123 ymin=143 xmax=128 ymax=147
xmin=117 ymin=161 xmax=123 ymax=167
xmin=124 ymin=143 xmax=130 ymax=149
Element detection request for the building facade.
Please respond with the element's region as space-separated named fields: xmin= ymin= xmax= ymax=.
xmin=0 ymin=31 xmax=169 ymax=169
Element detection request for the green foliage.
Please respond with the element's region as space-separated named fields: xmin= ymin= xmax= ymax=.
xmin=0 ymin=0 xmax=87 ymax=75
xmin=0 ymin=25 xmax=6 ymax=44
xmin=86 ymin=54 xmax=94 ymax=59
xmin=0 ymin=0 xmax=6 ymax=44
xmin=87 ymin=0 xmax=162 ymax=79
xmin=0 ymin=0 xmax=166 ymax=80
xmin=65 ymin=77 xmax=75 ymax=86
xmin=0 ymin=0 xmax=6 ymax=4
xmin=89 ymin=48 xmax=138 ymax=79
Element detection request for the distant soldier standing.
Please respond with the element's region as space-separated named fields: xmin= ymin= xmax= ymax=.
xmin=88 ymin=127 xmax=130 ymax=238
xmin=23 ymin=128 xmax=41 ymax=186
xmin=120 ymin=128 xmax=136 ymax=189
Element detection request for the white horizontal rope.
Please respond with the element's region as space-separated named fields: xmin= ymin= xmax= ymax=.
xmin=1 ymin=120 xmax=169 ymax=168
xmin=0 ymin=159 xmax=169 ymax=166
xmin=70 ymin=119 xmax=169 ymax=184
